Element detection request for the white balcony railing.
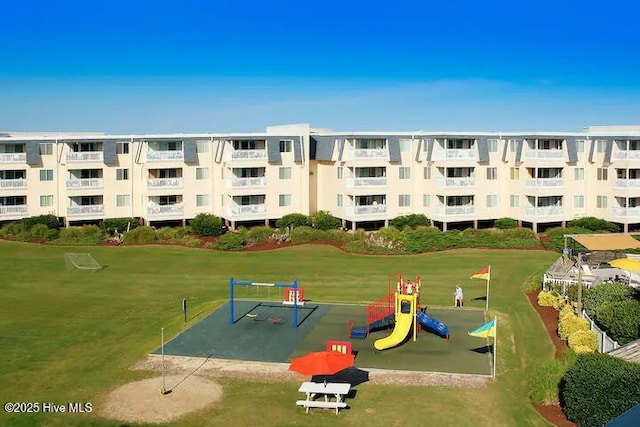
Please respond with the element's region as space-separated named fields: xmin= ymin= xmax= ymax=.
xmin=0 ymin=205 xmax=28 ymax=216
xmin=67 ymin=205 xmax=105 ymax=216
xmin=229 ymin=150 xmax=268 ymax=161
xmin=0 ymin=179 xmax=27 ymax=189
xmin=445 ymin=149 xmax=477 ymax=159
xmin=346 ymin=177 xmax=387 ymax=187
xmin=147 ymin=204 xmax=185 ymax=216
xmin=525 ymin=178 xmax=565 ymax=188
xmin=614 ymin=179 xmax=640 ymax=189
xmin=0 ymin=153 xmax=27 ymax=163
xmin=613 ymin=151 xmax=640 ymax=160
xmin=525 ymin=206 xmax=564 ymax=217
xmin=613 ymin=207 xmax=640 ymax=218
xmin=227 ymin=204 xmax=268 ymax=216
xmin=228 ymin=177 xmax=267 ymax=188
xmin=147 ymin=178 xmax=184 ymax=189
xmin=66 ymin=152 xmax=104 ymax=162
xmin=522 ymin=149 xmax=565 ymax=160
xmin=434 ymin=205 xmax=476 ymax=216
xmin=66 ymin=179 xmax=104 ymax=189
xmin=436 ymin=177 xmax=476 ymax=187
xmin=346 ymin=204 xmax=388 ymax=216
xmin=146 ymin=150 xmax=184 ymax=161
xmin=348 ymin=149 xmax=389 ymax=160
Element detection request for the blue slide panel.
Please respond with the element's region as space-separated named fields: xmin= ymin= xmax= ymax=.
xmin=416 ymin=311 xmax=449 ymax=339
xmin=350 ymin=314 xmax=395 ymax=339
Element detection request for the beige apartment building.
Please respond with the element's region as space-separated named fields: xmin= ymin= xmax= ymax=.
xmin=1 ymin=124 xmax=640 ymax=232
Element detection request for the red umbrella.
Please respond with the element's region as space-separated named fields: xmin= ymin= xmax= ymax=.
xmin=289 ymin=351 xmax=355 ymax=376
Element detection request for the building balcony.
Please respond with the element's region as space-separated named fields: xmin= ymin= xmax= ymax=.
xmin=147 ymin=204 xmax=185 ymax=217
xmin=614 ymin=179 xmax=640 ymax=189
xmin=436 ymin=177 xmax=476 ymax=188
xmin=0 ymin=153 xmax=27 ymax=163
xmin=227 ymin=177 xmax=267 ymax=189
xmin=67 ymin=205 xmax=104 ymax=217
xmin=613 ymin=151 xmax=640 ymax=161
xmin=66 ymin=179 xmax=104 ymax=190
xmin=346 ymin=204 xmax=388 ymax=216
xmin=229 ymin=150 xmax=268 ymax=161
xmin=227 ymin=204 xmax=268 ymax=217
xmin=146 ymin=150 xmax=184 ymax=161
xmin=524 ymin=206 xmax=564 ymax=217
xmin=346 ymin=177 xmax=387 ymax=188
xmin=525 ymin=178 xmax=565 ymax=188
xmin=522 ymin=150 xmax=565 ymax=160
xmin=0 ymin=179 xmax=27 ymax=189
xmin=0 ymin=205 xmax=28 ymax=217
xmin=147 ymin=178 xmax=184 ymax=189
xmin=613 ymin=207 xmax=640 ymax=218
xmin=346 ymin=149 xmax=389 ymax=160
xmin=66 ymin=152 xmax=104 ymax=163
xmin=434 ymin=205 xmax=476 ymax=216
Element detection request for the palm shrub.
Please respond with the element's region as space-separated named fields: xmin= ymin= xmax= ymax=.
xmin=290 ymin=226 xmax=325 ymax=243
xmin=27 ymin=223 xmax=50 ymax=240
xmin=595 ymin=299 xmax=640 ymax=345
xmin=527 ymin=353 xmax=577 ymax=405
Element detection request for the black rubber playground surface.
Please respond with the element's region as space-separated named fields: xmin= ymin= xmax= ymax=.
xmin=154 ymin=300 xmax=492 ymax=375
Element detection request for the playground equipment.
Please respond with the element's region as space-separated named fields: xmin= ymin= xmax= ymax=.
xmin=283 ymin=287 xmax=305 ymax=306
xmin=326 ymin=340 xmax=353 ymax=355
xmin=229 ymin=278 xmax=300 ymax=329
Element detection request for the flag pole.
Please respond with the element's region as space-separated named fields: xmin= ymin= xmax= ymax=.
xmin=493 ymin=316 xmax=497 ymax=378
xmin=485 ymin=265 xmax=491 ymax=313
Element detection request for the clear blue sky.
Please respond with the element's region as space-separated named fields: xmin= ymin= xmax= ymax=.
xmin=1 ymin=0 xmax=639 ymax=133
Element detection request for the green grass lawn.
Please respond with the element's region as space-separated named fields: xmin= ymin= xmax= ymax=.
xmin=0 ymin=242 xmax=558 ymax=426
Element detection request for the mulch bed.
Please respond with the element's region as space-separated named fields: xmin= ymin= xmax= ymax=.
xmin=526 ymin=290 xmax=576 ymax=427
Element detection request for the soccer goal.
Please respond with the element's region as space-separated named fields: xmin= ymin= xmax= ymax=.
xmin=64 ymin=253 xmax=103 ymax=272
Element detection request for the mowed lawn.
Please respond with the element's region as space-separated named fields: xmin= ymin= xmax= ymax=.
xmin=0 ymin=242 xmax=558 ymax=427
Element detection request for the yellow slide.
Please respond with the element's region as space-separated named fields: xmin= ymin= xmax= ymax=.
xmin=374 ymin=295 xmax=415 ymax=350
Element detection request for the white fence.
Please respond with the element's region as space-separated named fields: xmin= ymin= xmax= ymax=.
xmin=581 ymin=310 xmax=620 ymax=353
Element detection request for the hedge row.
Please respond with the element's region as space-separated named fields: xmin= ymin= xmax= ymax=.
xmin=538 ymin=291 xmax=597 ymax=354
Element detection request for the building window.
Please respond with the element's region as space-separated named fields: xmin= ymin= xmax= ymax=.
xmin=596 ymin=140 xmax=606 ymax=153
xmin=423 ymin=167 xmax=431 ymax=179
xmin=597 ymin=168 xmax=608 ymax=181
xmin=196 ymin=168 xmax=209 ymax=180
xmin=574 ymin=195 xmax=584 ymax=208
xmin=399 ymin=139 xmax=411 ymax=153
xmin=510 ymin=195 xmax=519 ymax=208
xmin=39 ymin=143 xmax=53 ymax=155
xmin=487 ymin=139 xmax=498 ymax=152
xmin=279 ymin=194 xmax=292 ymax=207
xmin=399 ymin=194 xmax=411 ymax=207
xmin=399 ymin=167 xmax=411 ymax=179
xmin=39 ymin=169 xmax=54 ymax=181
xmin=196 ymin=194 xmax=209 ymax=206
xmin=116 ymin=168 xmax=129 ymax=181
xmin=196 ymin=140 xmax=209 ymax=153
xmin=337 ymin=167 xmax=343 ymax=179
xmin=574 ymin=168 xmax=584 ymax=181
xmin=576 ymin=140 xmax=585 ymax=153
xmin=486 ymin=167 xmax=497 ymax=180
xmin=279 ymin=140 xmax=293 ymax=152
xmin=597 ymin=196 xmax=607 ymax=209
xmin=423 ymin=194 xmax=430 ymax=207
xmin=279 ymin=167 xmax=292 ymax=180
xmin=509 ymin=139 xmax=517 ymax=153
xmin=486 ymin=194 xmax=498 ymax=208
xmin=116 ymin=194 xmax=130 ymax=207
xmin=116 ymin=142 xmax=129 ymax=154
xmin=40 ymin=195 xmax=53 ymax=207
xmin=337 ymin=194 xmax=343 ymax=207
xmin=510 ymin=167 xmax=520 ymax=180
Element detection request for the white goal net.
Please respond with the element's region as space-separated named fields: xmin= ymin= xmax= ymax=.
xmin=64 ymin=253 xmax=103 ymax=272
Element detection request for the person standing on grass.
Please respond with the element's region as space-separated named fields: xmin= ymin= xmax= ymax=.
xmin=455 ymin=285 xmax=464 ymax=308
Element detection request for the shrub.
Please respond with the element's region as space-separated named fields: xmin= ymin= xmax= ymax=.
xmin=122 ymin=226 xmax=156 ymax=245
xmin=352 ymin=229 xmax=367 ymax=241
xmin=568 ymin=217 xmax=619 ymax=233
xmin=595 ymin=300 xmax=640 ymax=345
xmin=558 ymin=315 xmax=590 ymax=341
xmin=102 ymin=218 xmax=138 ymax=235
xmin=186 ymin=238 xmax=202 ymax=248
xmin=22 ymin=214 xmax=60 ymax=231
xmin=189 ymin=214 xmax=224 ymax=237
xmin=173 ymin=227 xmax=191 ymax=239
xmin=290 ymin=226 xmax=325 ymax=243
xmin=494 ymin=217 xmax=518 ymax=229
xmin=28 ymin=223 xmax=50 ymax=240
xmin=583 ymin=282 xmax=638 ymax=317
xmin=323 ymin=229 xmax=351 ymax=242
xmin=246 ymin=226 xmax=274 ymax=243
xmin=45 ymin=228 xmax=59 ymax=240
xmin=155 ymin=227 xmax=180 ymax=241
xmin=527 ymin=355 xmax=576 ymax=405
xmin=389 ymin=214 xmax=431 ymax=229
xmin=275 ymin=213 xmax=310 ymax=229
xmin=376 ymin=226 xmax=404 ymax=246
xmin=213 ymin=232 xmax=245 ymax=251
xmin=559 ymin=304 xmax=576 ymax=321
xmin=55 ymin=225 xmax=104 ymax=245
xmin=538 ymin=291 xmax=560 ymax=307
xmin=568 ymin=330 xmax=598 ymax=353
xmin=310 ymin=210 xmax=341 ymax=230
xmin=344 ymin=240 xmax=403 ymax=255
xmin=543 ymin=226 xmax=591 ymax=252
xmin=560 ymin=353 xmax=640 ymax=427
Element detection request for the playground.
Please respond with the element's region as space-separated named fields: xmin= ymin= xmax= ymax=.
xmin=155 ymin=276 xmax=492 ymax=375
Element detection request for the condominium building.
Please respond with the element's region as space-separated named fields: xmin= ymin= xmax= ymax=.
xmin=2 ymin=124 xmax=640 ymax=232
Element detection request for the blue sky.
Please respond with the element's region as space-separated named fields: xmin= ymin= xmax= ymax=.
xmin=1 ymin=0 xmax=639 ymax=133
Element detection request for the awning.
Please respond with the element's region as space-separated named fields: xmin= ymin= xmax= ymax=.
xmin=571 ymin=234 xmax=640 ymax=251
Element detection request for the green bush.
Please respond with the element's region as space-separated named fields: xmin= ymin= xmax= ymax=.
xmin=568 ymin=217 xmax=619 ymax=233
xmin=389 ymin=214 xmax=431 ymax=229
xmin=595 ymin=299 xmax=640 ymax=345
xmin=213 ymin=232 xmax=245 ymax=251
xmin=122 ymin=226 xmax=156 ymax=245
xmin=54 ymin=225 xmax=104 ymax=246
xmin=543 ymin=226 xmax=591 ymax=252
xmin=189 ymin=214 xmax=224 ymax=237
xmin=45 ymin=228 xmax=59 ymax=240
xmin=324 ymin=229 xmax=351 ymax=242
xmin=527 ymin=355 xmax=576 ymax=405
xmin=22 ymin=214 xmax=60 ymax=231
xmin=186 ymin=238 xmax=202 ymax=248
xmin=290 ymin=226 xmax=325 ymax=243
xmin=583 ymin=282 xmax=638 ymax=317
xmin=560 ymin=353 xmax=640 ymax=427
xmin=375 ymin=226 xmax=404 ymax=247
xmin=310 ymin=210 xmax=341 ymax=230
xmin=246 ymin=226 xmax=274 ymax=243
xmin=494 ymin=217 xmax=518 ymax=229
xmin=352 ymin=229 xmax=367 ymax=241
xmin=155 ymin=227 xmax=180 ymax=241
xmin=275 ymin=213 xmax=310 ymax=229
xmin=568 ymin=330 xmax=598 ymax=353
xmin=102 ymin=218 xmax=138 ymax=235
xmin=27 ymin=223 xmax=50 ymax=240
xmin=344 ymin=240 xmax=403 ymax=255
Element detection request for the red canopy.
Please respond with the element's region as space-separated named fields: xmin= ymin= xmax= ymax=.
xmin=289 ymin=351 xmax=355 ymax=376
